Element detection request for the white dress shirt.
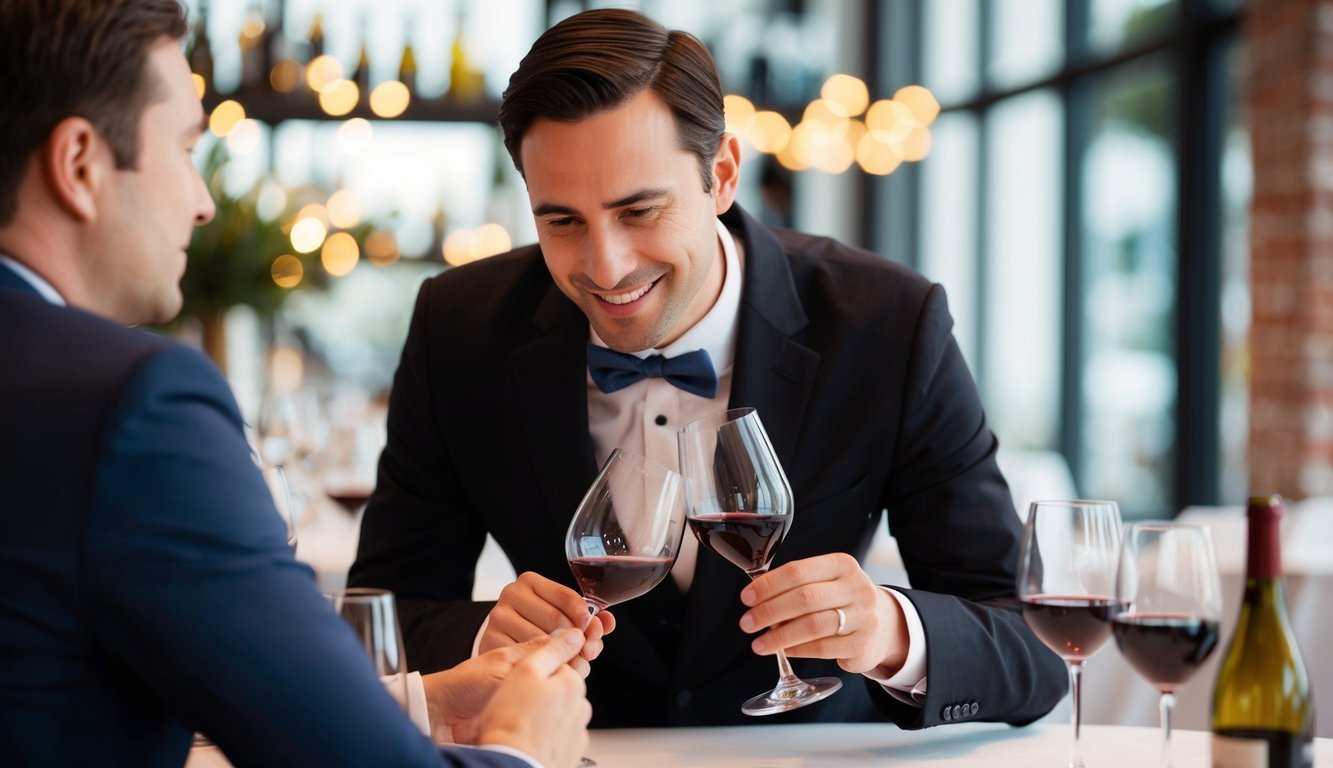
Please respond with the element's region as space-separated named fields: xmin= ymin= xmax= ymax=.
xmin=0 ymin=254 xmax=65 ymax=305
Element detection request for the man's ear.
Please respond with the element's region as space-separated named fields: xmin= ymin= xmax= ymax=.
xmin=42 ymin=116 xmax=108 ymax=224
xmin=711 ymin=132 xmax=742 ymax=215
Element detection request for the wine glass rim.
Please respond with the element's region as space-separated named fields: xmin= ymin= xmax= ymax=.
xmin=1029 ymin=499 xmax=1118 ymax=508
xmin=336 ymin=587 xmax=394 ymax=601
xmin=678 ymin=407 xmax=758 ymax=435
xmin=607 ymin=448 xmax=681 ymax=479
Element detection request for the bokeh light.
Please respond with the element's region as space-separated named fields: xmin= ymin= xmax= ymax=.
xmin=271 ymin=254 xmax=303 ymax=288
xmin=320 ymin=232 xmax=360 ymax=276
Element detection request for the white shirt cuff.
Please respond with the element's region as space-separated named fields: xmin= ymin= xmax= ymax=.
xmin=404 ymin=671 xmax=431 ymax=736
xmin=860 ymin=587 xmax=928 ymax=706
xmin=451 ymin=745 xmax=545 ymax=768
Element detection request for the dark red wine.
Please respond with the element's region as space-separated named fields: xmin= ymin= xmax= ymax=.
xmin=687 ymin=512 xmax=790 ymax=574
xmin=569 ymin=556 xmax=674 ymax=610
xmin=1112 ymin=614 xmax=1220 ymax=691
xmin=1021 ymin=595 xmax=1121 ymax=661
xmin=326 ymin=491 xmax=371 ymax=512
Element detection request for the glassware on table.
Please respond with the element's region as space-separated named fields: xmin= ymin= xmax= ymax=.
xmin=565 ymin=449 xmax=686 ymax=615
xmin=1112 ymin=523 xmax=1222 ymax=768
xmin=1017 ymin=500 xmax=1124 ymax=768
xmin=332 ymin=587 xmax=409 ymax=711
xmin=677 ymin=407 xmax=842 ymax=716
xmin=260 ymin=463 xmax=298 ymax=548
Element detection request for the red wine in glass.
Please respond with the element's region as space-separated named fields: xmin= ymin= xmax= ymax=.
xmin=1111 ymin=614 xmax=1220 ymax=690
xmin=1021 ymin=595 xmax=1121 ymax=661
xmin=686 ymin=512 xmax=791 ymax=575
xmin=569 ymin=555 xmax=676 ymax=612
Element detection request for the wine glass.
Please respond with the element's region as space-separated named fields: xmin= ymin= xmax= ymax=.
xmin=677 ymin=407 xmax=842 ymax=716
xmin=1017 ymin=500 xmax=1123 ymax=768
xmin=565 ymin=449 xmax=687 ymax=615
xmin=1112 ymin=523 xmax=1222 ymax=768
xmin=260 ymin=463 xmax=299 ymax=548
xmin=332 ymin=587 xmax=410 ymax=711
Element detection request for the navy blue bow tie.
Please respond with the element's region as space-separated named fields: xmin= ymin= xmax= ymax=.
xmin=587 ymin=344 xmax=718 ymax=398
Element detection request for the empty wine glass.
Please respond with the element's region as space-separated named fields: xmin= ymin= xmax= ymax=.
xmin=566 ymin=449 xmax=686 ymax=616
xmin=1113 ymin=523 xmax=1222 ymax=767
xmin=260 ymin=463 xmax=298 ymax=548
xmin=677 ymin=407 xmax=842 ymax=716
xmin=332 ymin=587 xmax=409 ymax=711
xmin=1018 ymin=500 xmax=1124 ymax=768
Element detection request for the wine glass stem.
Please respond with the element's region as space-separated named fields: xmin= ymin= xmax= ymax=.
xmin=1158 ymin=691 xmax=1175 ymax=768
xmin=1067 ymin=660 xmax=1085 ymax=768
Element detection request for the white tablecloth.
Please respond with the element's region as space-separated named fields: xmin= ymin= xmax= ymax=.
xmin=189 ymin=722 xmax=1333 ymax=767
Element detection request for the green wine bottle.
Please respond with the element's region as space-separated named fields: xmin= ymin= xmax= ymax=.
xmin=1210 ymin=494 xmax=1315 ymax=767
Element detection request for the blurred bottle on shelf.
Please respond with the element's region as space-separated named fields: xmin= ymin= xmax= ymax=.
xmin=306 ymin=12 xmax=325 ymax=61
xmin=447 ymin=9 xmax=485 ymax=102
xmin=187 ymin=0 xmax=214 ymax=93
xmin=352 ymin=27 xmax=372 ymax=95
xmin=238 ymin=4 xmax=268 ymax=93
xmin=398 ymin=22 xmax=418 ymax=97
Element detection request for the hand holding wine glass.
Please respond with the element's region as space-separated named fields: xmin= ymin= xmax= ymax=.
xmin=1018 ymin=500 xmax=1123 ymax=768
xmin=565 ymin=449 xmax=686 ymax=616
xmin=677 ymin=407 xmax=842 ymax=716
xmin=1113 ymin=523 xmax=1222 ymax=768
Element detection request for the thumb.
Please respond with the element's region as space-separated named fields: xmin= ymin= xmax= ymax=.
xmin=515 ymin=628 xmax=584 ymax=677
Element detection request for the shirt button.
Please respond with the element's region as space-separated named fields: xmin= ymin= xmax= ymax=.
xmin=655 ymin=414 xmax=668 ymax=426
xmin=970 ymin=702 xmax=979 ymax=716
xmin=952 ymin=704 xmax=963 ymax=720
xmin=941 ymin=705 xmax=952 ymax=721
xmin=675 ymin=690 xmax=691 ymax=708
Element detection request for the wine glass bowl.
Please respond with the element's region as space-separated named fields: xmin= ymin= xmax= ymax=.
xmin=332 ymin=587 xmax=410 ymax=711
xmin=565 ymin=449 xmax=686 ymax=615
xmin=1017 ymin=500 xmax=1123 ymax=768
xmin=677 ymin=407 xmax=842 ymax=716
xmin=1113 ymin=523 xmax=1222 ymax=767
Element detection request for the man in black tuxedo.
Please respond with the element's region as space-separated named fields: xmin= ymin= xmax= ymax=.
xmin=350 ymin=8 xmax=1067 ymax=729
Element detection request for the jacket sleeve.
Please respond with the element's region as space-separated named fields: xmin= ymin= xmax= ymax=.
xmin=83 ymin=344 xmax=525 ymax=768
xmin=870 ymin=284 xmax=1068 ymax=729
xmin=348 ymin=280 xmax=496 ymax=672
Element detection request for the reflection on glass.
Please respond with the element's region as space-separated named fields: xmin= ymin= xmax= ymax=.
xmin=1218 ymin=38 xmax=1250 ymax=504
xmin=988 ymin=0 xmax=1063 ymax=89
xmin=985 ymin=90 xmax=1063 ymax=452
xmin=920 ymin=112 xmax=979 ymax=368
xmin=1088 ymin=0 xmax=1175 ymax=56
xmin=1080 ymin=58 xmax=1175 ymax=516
xmin=923 ymin=0 xmax=979 ymax=104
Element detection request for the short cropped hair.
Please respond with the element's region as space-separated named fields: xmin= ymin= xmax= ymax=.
xmin=498 ymin=8 xmax=726 ymax=192
xmin=0 ymin=0 xmax=188 ymax=224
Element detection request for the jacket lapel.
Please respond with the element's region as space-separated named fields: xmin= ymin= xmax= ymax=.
xmin=510 ymin=284 xmax=600 ymax=531
xmin=675 ymin=205 xmax=821 ymax=676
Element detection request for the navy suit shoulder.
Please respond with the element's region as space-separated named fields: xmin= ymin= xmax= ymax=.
xmin=0 ymin=283 xmax=524 ymax=768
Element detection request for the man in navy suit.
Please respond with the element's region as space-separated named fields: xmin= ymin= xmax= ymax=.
xmin=350 ymin=8 xmax=1067 ymax=730
xmin=0 ymin=1 xmax=590 ymax=765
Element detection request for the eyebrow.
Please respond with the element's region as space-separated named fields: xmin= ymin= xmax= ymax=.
xmin=532 ymin=188 xmax=671 ymax=217
xmin=186 ymin=116 xmax=208 ymax=138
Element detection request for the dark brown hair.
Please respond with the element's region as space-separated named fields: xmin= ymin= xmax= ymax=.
xmin=498 ymin=8 xmax=725 ymax=192
xmin=0 ymin=0 xmax=188 ymax=224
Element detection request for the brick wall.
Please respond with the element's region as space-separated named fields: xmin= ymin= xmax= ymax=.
xmin=1247 ymin=0 xmax=1333 ymax=496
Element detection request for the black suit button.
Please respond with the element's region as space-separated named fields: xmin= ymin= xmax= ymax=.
xmin=970 ymin=702 xmax=979 ymax=716
xmin=655 ymin=414 xmax=668 ymax=426
xmin=952 ymin=704 xmax=963 ymax=720
xmin=941 ymin=705 xmax=952 ymax=721
xmin=675 ymin=690 xmax=691 ymax=708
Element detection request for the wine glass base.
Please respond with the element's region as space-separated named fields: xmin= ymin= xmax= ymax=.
xmin=741 ymin=676 xmax=843 ymax=716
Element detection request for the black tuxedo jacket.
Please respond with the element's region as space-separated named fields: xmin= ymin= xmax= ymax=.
xmin=350 ymin=205 xmax=1067 ymax=729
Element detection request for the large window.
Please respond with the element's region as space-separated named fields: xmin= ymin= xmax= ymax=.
xmin=898 ymin=0 xmax=1245 ymax=517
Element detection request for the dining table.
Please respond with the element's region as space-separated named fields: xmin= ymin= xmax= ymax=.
xmin=188 ymin=721 xmax=1333 ymax=767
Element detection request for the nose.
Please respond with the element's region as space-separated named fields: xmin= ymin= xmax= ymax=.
xmin=193 ymin=168 xmax=216 ymax=226
xmin=584 ymin=222 xmax=636 ymax=289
